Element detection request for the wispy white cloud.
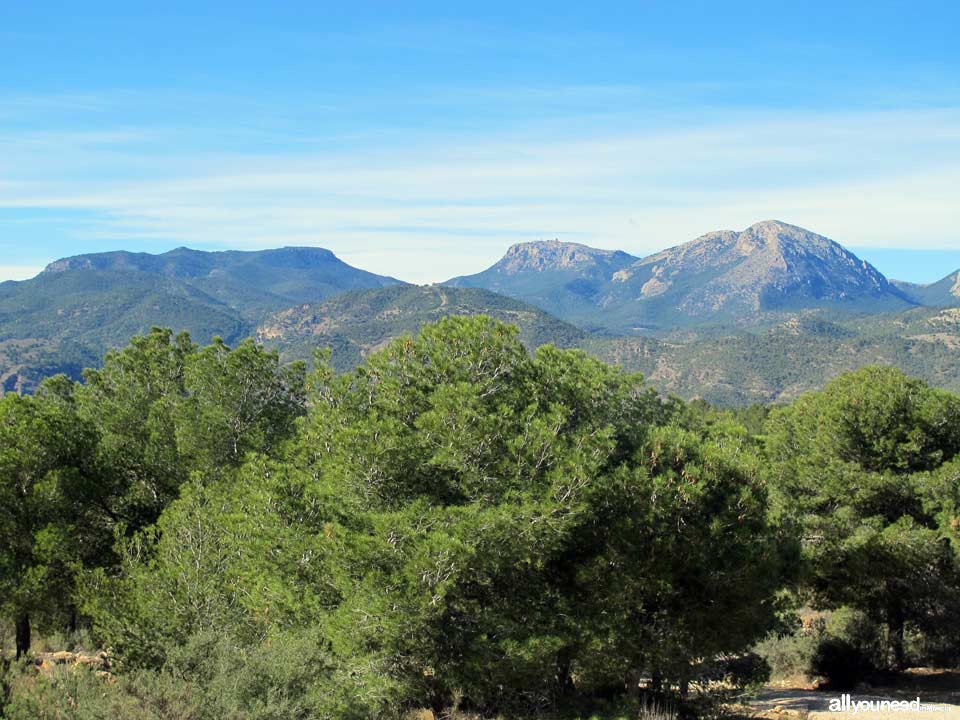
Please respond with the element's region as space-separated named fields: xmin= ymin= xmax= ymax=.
xmin=1 ymin=97 xmax=958 ymax=283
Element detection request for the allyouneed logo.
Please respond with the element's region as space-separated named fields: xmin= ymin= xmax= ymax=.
xmin=829 ymin=694 xmax=945 ymax=714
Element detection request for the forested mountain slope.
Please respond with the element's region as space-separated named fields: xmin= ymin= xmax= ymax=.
xmin=0 ymin=246 xmax=402 ymax=393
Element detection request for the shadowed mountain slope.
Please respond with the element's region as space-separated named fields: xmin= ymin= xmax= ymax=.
xmin=43 ymin=246 xmax=404 ymax=317
xmin=892 ymin=270 xmax=960 ymax=307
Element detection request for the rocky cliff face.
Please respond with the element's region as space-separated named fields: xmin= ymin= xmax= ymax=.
xmin=624 ymin=220 xmax=897 ymax=315
xmin=448 ymin=220 xmax=916 ymax=332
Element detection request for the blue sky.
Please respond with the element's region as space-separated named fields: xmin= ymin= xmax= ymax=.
xmin=1 ymin=1 xmax=958 ymax=283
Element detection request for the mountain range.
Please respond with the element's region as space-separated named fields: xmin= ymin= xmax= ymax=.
xmin=2 ymin=221 xmax=958 ymax=404
xmin=449 ymin=220 xmax=917 ymax=333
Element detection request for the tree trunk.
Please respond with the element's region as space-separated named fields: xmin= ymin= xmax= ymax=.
xmin=554 ymin=646 xmax=574 ymax=698
xmin=889 ymin=612 xmax=906 ymax=670
xmin=426 ymin=677 xmax=448 ymax=719
xmin=15 ymin=612 xmax=30 ymax=660
xmin=651 ymin=671 xmax=663 ymax=693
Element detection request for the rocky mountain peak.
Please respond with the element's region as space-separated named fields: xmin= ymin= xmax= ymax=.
xmin=498 ymin=240 xmax=633 ymax=274
xmin=659 ymin=220 xmax=884 ymax=284
xmin=732 ymin=220 xmax=837 ymax=255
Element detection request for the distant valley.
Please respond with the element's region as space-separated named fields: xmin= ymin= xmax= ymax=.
xmin=2 ymin=220 xmax=959 ymax=404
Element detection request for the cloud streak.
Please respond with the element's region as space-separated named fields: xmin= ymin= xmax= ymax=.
xmin=1 ymin=96 xmax=958 ymax=283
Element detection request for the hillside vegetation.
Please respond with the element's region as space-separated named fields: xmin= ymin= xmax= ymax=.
xmin=0 ymin=247 xmax=400 ymax=394
xmin=587 ymin=308 xmax=960 ymax=405
xmin=255 ymin=284 xmax=586 ymax=370
xmin=1 ymin=317 xmax=959 ymax=719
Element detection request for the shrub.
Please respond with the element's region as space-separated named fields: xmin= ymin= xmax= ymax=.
xmin=637 ymin=695 xmax=680 ymax=720
xmin=809 ymin=637 xmax=873 ymax=689
xmin=720 ymin=653 xmax=772 ymax=694
xmin=754 ymin=629 xmax=821 ymax=681
xmin=0 ymin=662 xmax=200 ymax=720
xmin=0 ymin=629 xmax=386 ymax=720
xmin=825 ymin=607 xmax=885 ymax=670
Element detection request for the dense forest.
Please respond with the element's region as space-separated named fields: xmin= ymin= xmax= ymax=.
xmin=1 ymin=316 xmax=959 ymax=719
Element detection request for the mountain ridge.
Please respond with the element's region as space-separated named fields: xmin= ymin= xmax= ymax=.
xmin=448 ymin=220 xmax=917 ymax=332
xmin=892 ymin=270 xmax=960 ymax=307
xmin=39 ymin=246 xmax=405 ymax=317
xmin=491 ymin=240 xmax=637 ymax=274
xmin=447 ymin=240 xmax=638 ymax=330
xmin=0 ymin=246 xmax=404 ymax=393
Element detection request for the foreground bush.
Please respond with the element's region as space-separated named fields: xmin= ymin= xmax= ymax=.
xmin=80 ymin=317 xmax=790 ymax=716
xmin=755 ymin=626 xmax=821 ymax=682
